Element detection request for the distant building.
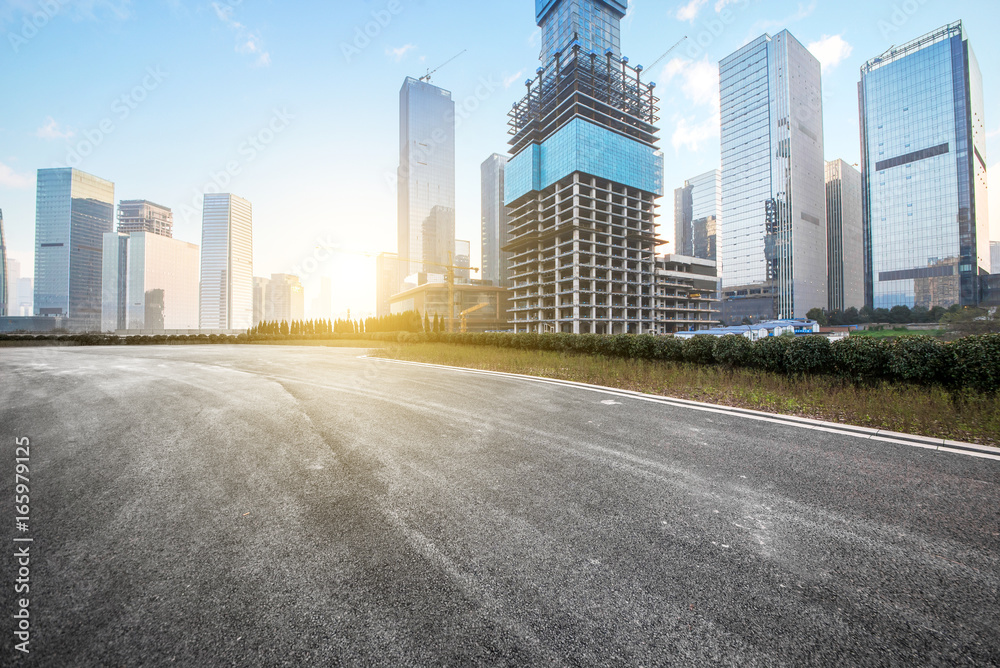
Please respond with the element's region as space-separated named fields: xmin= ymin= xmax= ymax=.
xmin=0 ymin=209 xmax=7 ymax=316
xmin=481 ymin=154 xmax=512 ymax=287
xmin=675 ymin=319 xmax=820 ymax=340
xmin=253 ymin=277 xmax=270 ymax=326
xmin=860 ymin=21 xmax=989 ymax=309
xmin=720 ymin=31 xmax=827 ymax=322
xmin=653 ymin=255 xmax=720 ymax=334
xmin=398 ymin=77 xmax=456 ymax=278
xmin=101 ymin=231 xmax=199 ymax=332
xmin=16 ymin=271 xmax=32 ymax=318
xmin=265 ymin=274 xmax=305 ymax=323
xmin=117 ymin=200 xmax=173 ymax=238
xmin=825 ymin=160 xmax=864 ymax=312
xmin=6 ymin=258 xmax=19 ymax=317
xmin=455 ymin=239 xmax=471 ymax=281
xmin=34 ymin=168 xmax=115 ymax=328
xmin=991 ymin=241 xmax=999 ymax=275
xmin=375 ymin=252 xmax=400 ymax=317
xmin=674 ymin=170 xmax=720 ymax=261
xmin=390 ymin=282 xmax=510 ymax=333
xmin=199 ymin=193 xmax=253 ymax=331
xmin=311 ymin=277 xmax=333 ymax=320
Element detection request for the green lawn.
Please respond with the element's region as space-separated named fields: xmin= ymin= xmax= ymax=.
xmin=851 ymin=328 xmax=944 ymax=338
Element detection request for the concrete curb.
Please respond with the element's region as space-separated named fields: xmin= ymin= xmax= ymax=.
xmin=365 ymin=355 xmax=1000 ymax=462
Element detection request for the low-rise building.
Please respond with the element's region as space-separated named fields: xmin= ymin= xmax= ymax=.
xmin=675 ymin=319 xmax=820 ymax=340
xmin=390 ymin=282 xmax=510 ymax=332
xmin=652 ymin=254 xmax=720 ymax=335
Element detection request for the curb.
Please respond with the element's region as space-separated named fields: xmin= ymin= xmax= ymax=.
xmin=365 ymin=355 xmax=1000 ymax=462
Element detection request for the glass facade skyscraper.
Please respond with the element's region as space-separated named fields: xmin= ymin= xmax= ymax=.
xmin=34 ymin=168 xmax=115 ymax=327
xmin=860 ymin=21 xmax=989 ymax=309
xmin=199 ymin=193 xmax=253 ymax=331
xmin=506 ymin=0 xmax=664 ymax=334
xmin=719 ymin=31 xmax=827 ymax=322
xmin=481 ymin=154 xmax=512 ymax=288
xmin=398 ymin=77 xmax=456 ymax=280
xmin=0 ymin=209 xmax=7 ymax=317
xmin=674 ymin=169 xmax=720 ymax=261
xmin=825 ymin=160 xmax=865 ymax=312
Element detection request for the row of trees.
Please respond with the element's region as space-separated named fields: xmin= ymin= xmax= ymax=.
xmin=247 ymin=311 xmax=426 ymax=337
xmin=805 ymin=304 xmax=966 ymax=327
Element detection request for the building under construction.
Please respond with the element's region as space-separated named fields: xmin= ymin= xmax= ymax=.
xmin=504 ymin=0 xmax=664 ymax=334
xmin=118 ymin=200 xmax=173 ymax=238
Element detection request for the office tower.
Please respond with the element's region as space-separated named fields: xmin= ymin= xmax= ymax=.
xmin=376 ymin=252 xmax=400 ymax=317
xmin=117 ymin=200 xmax=173 ymax=238
xmin=0 ymin=209 xmax=7 ymax=316
xmin=398 ymin=77 xmax=456 ymax=279
xmin=311 ymin=277 xmax=333 ymax=320
xmin=991 ymin=241 xmax=1000 ymax=274
xmin=199 ymin=193 xmax=253 ymax=331
xmin=674 ymin=169 xmax=721 ymax=261
xmin=481 ymin=154 xmax=512 ymax=287
xmin=101 ymin=231 xmax=199 ymax=331
xmin=264 ymin=274 xmax=305 ymax=323
xmin=825 ymin=160 xmax=865 ymax=312
xmin=252 ymin=277 xmax=270 ymax=326
xmin=860 ymin=22 xmax=989 ymax=309
xmin=455 ymin=240 xmax=471 ymax=281
xmin=719 ymin=31 xmax=827 ymax=323
xmin=506 ymin=0 xmax=663 ymax=334
xmin=6 ymin=258 xmax=19 ymax=317
xmin=34 ymin=168 xmax=115 ymax=327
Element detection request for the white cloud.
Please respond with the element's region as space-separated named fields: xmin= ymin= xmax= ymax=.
xmin=35 ymin=117 xmax=74 ymax=140
xmin=0 ymin=162 xmax=32 ymax=189
xmin=660 ymin=57 xmax=721 ymax=152
xmin=987 ymin=127 xmax=1000 ymax=139
xmin=211 ymin=1 xmax=270 ymax=67
xmin=676 ymin=0 xmax=708 ymax=22
xmin=808 ymin=34 xmax=853 ymax=72
xmin=386 ymin=44 xmax=416 ymax=62
xmin=503 ymin=70 xmax=524 ymax=89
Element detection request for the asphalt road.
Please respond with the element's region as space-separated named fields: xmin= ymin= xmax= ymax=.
xmin=1 ymin=345 xmax=998 ymax=667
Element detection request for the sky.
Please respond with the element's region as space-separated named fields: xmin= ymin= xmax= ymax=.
xmin=1 ymin=0 xmax=999 ymax=318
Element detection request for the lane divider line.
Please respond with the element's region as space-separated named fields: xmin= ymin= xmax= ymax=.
xmin=362 ymin=355 xmax=1000 ymax=462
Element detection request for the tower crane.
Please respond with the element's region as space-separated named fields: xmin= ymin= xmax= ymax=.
xmin=646 ymin=36 xmax=688 ymax=72
xmin=419 ymin=49 xmax=467 ymax=83
xmin=459 ymin=302 xmax=490 ymax=333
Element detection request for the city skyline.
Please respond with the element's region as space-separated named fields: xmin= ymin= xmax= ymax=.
xmin=1 ymin=1 xmax=999 ymax=317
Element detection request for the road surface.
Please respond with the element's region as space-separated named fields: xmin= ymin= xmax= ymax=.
xmin=1 ymin=345 xmax=998 ymax=666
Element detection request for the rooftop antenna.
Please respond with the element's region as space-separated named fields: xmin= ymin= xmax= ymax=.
xmin=419 ymin=49 xmax=467 ymax=83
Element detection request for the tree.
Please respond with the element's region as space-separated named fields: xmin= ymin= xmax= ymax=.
xmin=424 ymin=312 xmax=430 ymax=332
xmin=859 ymin=305 xmax=874 ymax=323
xmin=433 ymin=314 xmax=440 ymax=333
xmin=928 ymin=306 xmax=946 ymax=323
xmin=806 ymin=308 xmax=828 ymax=326
xmin=843 ymin=307 xmax=860 ymax=325
xmin=940 ymin=307 xmax=1000 ymax=338
xmin=910 ymin=305 xmax=929 ymax=323
xmin=889 ymin=305 xmax=911 ymax=324
xmin=873 ymin=307 xmax=890 ymax=323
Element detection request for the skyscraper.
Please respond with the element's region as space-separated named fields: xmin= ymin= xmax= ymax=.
xmin=991 ymin=241 xmax=999 ymax=275
xmin=674 ymin=169 xmax=721 ymax=261
xmin=264 ymin=274 xmax=305 ymax=323
xmin=398 ymin=77 xmax=456 ymax=279
xmin=0 ymin=209 xmax=7 ymax=317
xmin=376 ymin=252 xmax=400 ymax=317
xmin=455 ymin=239 xmax=471 ymax=281
xmin=719 ymin=31 xmax=827 ymax=323
xmin=506 ymin=0 xmax=663 ymax=334
xmin=825 ymin=160 xmax=864 ymax=312
xmin=199 ymin=193 xmax=253 ymax=331
xmin=311 ymin=277 xmax=333 ymax=320
xmin=118 ymin=200 xmax=174 ymax=238
xmin=860 ymin=21 xmax=989 ymax=309
xmin=34 ymin=168 xmax=115 ymax=327
xmin=481 ymin=154 xmax=512 ymax=288
xmin=101 ymin=231 xmax=199 ymax=331
xmin=253 ymin=276 xmax=270 ymax=326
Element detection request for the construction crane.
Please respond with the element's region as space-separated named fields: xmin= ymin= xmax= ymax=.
xmin=459 ymin=302 xmax=490 ymax=333
xmin=646 ymin=36 xmax=688 ymax=72
xmin=419 ymin=49 xmax=467 ymax=83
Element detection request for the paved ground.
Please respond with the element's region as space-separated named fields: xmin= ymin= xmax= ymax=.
xmin=1 ymin=345 xmax=998 ymax=667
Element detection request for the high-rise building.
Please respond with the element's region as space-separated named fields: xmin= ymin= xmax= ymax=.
xmin=455 ymin=239 xmax=471 ymax=281
xmin=991 ymin=241 xmax=1000 ymax=274
xmin=34 ymin=168 xmax=115 ymax=327
xmin=860 ymin=21 xmax=989 ymax=309
xmin=101 ymin=231 xmax=199 ymax=331
xmin=719 ymin=31 xmax=827 ymax=323
xmin=481 ymin=154 xmax=512 ymax=287
xmin=506 ymin=0 xmax=663 ymax=334
xmin=252 ymin=276 xmax=270 ymax=326
xmin=264 ymin=274 xmax=305 ymax=323
xmin=199 ymin=193 xmax=253 ymax=331
xmin=118 ymin=200 xmax=173 ymax=238
xmin=674 ymin=169 xmax=721 ymax=261
xmin=6 ymin=258 xmax=19 ymax=317
xmin=825 ymin=160 xmax=865 ymax=312
xmin=311 ymin=277 xmax=333 ymax=320
xmin=376 ymin=252 xmax=400 ymax=317
xmin=398 ymin=77 xmax=456 ymax=279
xmin=0 ymin=209 xmax=7 ymax=316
